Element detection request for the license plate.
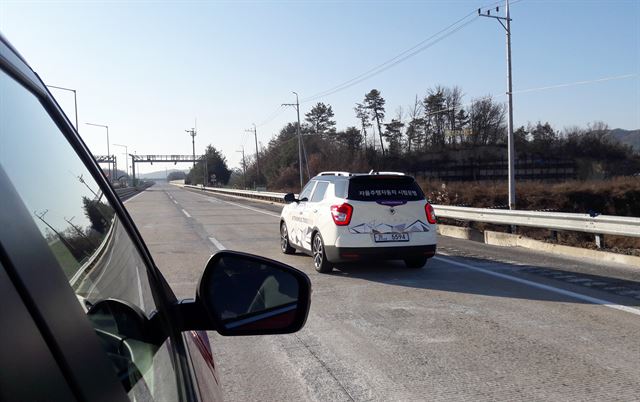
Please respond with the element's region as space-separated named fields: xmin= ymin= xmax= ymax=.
xmin=373 ymin=233 xmax=409 ymax=242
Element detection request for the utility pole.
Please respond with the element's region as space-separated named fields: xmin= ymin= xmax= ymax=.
xmin=64 ymin=216 xmax=97 ymax=247
xmin=76 ymin=174 xmax=99 ymax=199
xmin=186 ymin=127 xmax=197 ymax=168
xmin=283 ymin=92 xmax=304 ymax=190
xmin=35 ymin=210 xmax=77 ymax=254
xmin=236 ymin=148 xmax=246 ymax=188
xmin=245 ymin=123 xmax=260 ymax=183
xmin=479 ymin=0 xmax=516 ymax=210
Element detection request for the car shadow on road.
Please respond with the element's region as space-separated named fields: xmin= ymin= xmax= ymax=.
xmin=329 ymin=256 xmax=640 ymax=306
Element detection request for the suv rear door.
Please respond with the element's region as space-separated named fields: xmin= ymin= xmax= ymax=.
xmin=346 ymin=175 xmax=430 ymax=239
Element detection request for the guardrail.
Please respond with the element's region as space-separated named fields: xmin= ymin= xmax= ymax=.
xmin=182 ymin=185 xmax=640 ymax=240
xmin=114 ymin=181 xmax=154 ymax=201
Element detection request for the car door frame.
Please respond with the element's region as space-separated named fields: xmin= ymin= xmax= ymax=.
xmin=305 ymin=180 xmax=331 ymax=246
xmin=289 ymin=180 xmax=316 ymax=249
xmin=0 ymin=34 xmax=200 ymax=401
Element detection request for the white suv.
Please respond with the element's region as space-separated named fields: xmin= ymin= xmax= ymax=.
xmin=280 ymin=172 xmax=437 ymax=273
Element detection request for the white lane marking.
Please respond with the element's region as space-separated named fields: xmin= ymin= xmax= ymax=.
xmin=135 ymin=265 xmax=145 ymax=310
xmin=434 ymin=256 xmax=640 ymax=317
xmin=209 ymin=236 xmax=226 ymax=250
xmin=123 ymin=190 xmax=146 ymax=204
xmin=188 ymin=190 xmax=280 ymax=218
xmin=181 ymin=209 xmax=191 ymax=218
xmin=173 ymin=200 xmax=179 ymax=205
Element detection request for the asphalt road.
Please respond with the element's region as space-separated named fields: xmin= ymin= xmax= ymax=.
xmin=126 ymin=183 xmax=640 ymax=402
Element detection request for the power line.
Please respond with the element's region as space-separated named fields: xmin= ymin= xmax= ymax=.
xmin=513 ymin=73 xmax=639 ymax=94
xmin=301 ymin=17 xmax=478 ymax=103
xmin=256 ymin=105 xmax=286 ymax=128
xmin=299 ymin=0 xmax=526 ymax=104
xmin=300 ymin=13 xmax=478 ymax=103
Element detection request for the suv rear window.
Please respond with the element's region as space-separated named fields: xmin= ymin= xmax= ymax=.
xmin=347 ymin=176 xmax=424 ymax=201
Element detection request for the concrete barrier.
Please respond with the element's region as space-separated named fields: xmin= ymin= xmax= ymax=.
xmin=482 ymin=230 xmax=640 ymax=267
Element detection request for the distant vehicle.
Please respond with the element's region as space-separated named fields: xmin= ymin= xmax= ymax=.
xmin=280 ymin=171 xmax=437 ymax=273
xmin=0 ymin=33 xmax=311 ymax=401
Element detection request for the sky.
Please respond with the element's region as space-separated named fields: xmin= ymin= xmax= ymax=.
xmin=1 ymin=0 xmax=639 ymax=173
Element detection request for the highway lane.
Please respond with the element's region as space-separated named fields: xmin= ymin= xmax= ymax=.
xmin=127 ymin=183 xmax=640 ymax=402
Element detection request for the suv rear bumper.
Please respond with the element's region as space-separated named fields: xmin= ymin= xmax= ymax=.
xmin=324 ymin=244 xmax=436 ymax=263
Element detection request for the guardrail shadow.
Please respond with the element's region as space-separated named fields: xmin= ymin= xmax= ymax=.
xmin=329 ymin=256 xmax=640 ymax=306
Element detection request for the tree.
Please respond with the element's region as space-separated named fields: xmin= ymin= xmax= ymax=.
xmin=468 ymin=96 xmax=506 ymax=145
xmin=167 ymin=171 xmax=186 ymax=181
xmin=423 ymin=87 xmax=446 ymax=147
xmin=187 ymin=144 xmax=231 ymax=185
xmin=336 ymin=126 xmax=363 ymax=154
xmin=529 ymin=122 xmax=557 ymax=154
xmin=443 ymin=86 xmax=464 ymax=144
xmin=514 ymin=125 xmax=529 ymax=150
xmin=383 ymin=119 xmax=405 ymax=156
xmin=453 ymin=109 xmax=470 ymax=144
xmin=305 ymin=102 xmax=336 ymax=137
xmin=364 ymin=89 xmax=386 ymax=155
xmin=406 ymin=95 xmax=424 ymax=153
xmin=354 ymin=102 xmax=371 ymax=150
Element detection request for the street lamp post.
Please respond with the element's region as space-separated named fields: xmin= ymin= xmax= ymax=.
xmin=85 ymin=123 xmax=111 ymax=181
xmin=47 ymin=85 xmax=78 ymax=131
xmin=112 ymin=143 xmax=128 ymax=183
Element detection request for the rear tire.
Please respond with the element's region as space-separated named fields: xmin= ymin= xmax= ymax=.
xmin=312 ymin=233 xmax=333 ymax=273
xmin=280 ymin=222 xmax=295 ymax=254
xmin=404 ymin=256 xmax=428 ymax=269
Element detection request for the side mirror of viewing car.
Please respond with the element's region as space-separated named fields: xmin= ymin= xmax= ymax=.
xmin=284 ymin=193 xmax=297 ymax=204
xmin=176 ymin=251 xmax=311 ymax=336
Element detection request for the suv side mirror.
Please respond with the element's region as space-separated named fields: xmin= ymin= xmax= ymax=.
xmin=283 ymin=193 xmax=297 ymax=204
xmin=176 ymin=251 xmax=311 ymax=336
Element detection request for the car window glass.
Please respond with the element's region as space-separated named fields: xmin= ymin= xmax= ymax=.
xmin=310 ymin=181 xmax=329 ymax=202
xmin=0 ymin=69 xmax=179 ymax=401
xmin=334 ymin=180 xmax=347 ymax=198
xmin=347 ymin=176 xmax=425 ymax=201
xmin=299 ymin=181 xmax=316 ymax=201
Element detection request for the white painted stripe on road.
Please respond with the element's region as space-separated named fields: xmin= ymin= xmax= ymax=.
xmin=189 ymin=191 xmax=280 ymax=217
xmin=209 ymin=236 xmax=226 ymax=250
xmin=182 ymin=209 xmax=191 ymax=218
xmin=173 ymin=199 xmax=179 ymax=204
xmin=123 ymin=190 xmax=146 ymax=204
xmin=434 ymin=255 xmax=640 ymax=317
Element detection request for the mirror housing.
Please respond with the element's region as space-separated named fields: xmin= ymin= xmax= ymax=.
xmin=175 ymin=250 xmax=311 ymax=336
xmin=283 ymin=193 xmax=297 ymax=204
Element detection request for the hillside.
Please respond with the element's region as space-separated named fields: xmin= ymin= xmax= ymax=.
xmin=609 ymin=128 xmax=640 ymax=153
xmin=138 ymin=169 xmax=189 ymax=179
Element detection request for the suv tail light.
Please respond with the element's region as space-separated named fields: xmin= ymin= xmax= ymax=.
xmin=331 ymin=203 xmax=353 ymax=226
xmin=425 ymin=203 xmax=437 ymax=224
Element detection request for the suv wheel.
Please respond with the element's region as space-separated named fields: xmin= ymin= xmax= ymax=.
xmin=280 ymin=222 xmax=296 ymax=254
xmin=312 ymin=233 xmax=333 ymax=273
xmin=404 ymin=257 xmax=428 ymax=269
